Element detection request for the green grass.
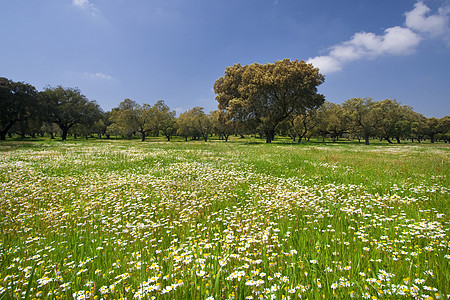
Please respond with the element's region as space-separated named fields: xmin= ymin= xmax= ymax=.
xmin=0 ymin=139 xmax=448 ymax=299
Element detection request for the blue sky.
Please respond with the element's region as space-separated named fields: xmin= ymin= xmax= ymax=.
xmin=1 ymin=0 xmax=449 ymax=117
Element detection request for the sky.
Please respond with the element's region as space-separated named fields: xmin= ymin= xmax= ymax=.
xmin=1 ymin=0 xmax=449 ymax=118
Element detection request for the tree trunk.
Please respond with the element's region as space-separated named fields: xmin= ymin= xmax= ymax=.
xmin=396 ymin=137 xmax=401 ymax=144
xmin=141 ymin=132 xmax=146 ymax=142
xmin=265 ymin=131 xmax=273 ymax=143
xmin=364 ymin=134 xmax=370 ymax=145
xmin=61 ymin=130 xmax=68 ymax=141
xmin=0 ymin=120 xmax=16 ymax=140
xmin=386 ymin=137 xmax=393 ymax=144
xmin=265 ymin=130 xmax=275 ymax=143
xmin=430 ymin=135 xmax=435 ymax=143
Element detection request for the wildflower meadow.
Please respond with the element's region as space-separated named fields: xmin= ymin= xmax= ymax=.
xmin=0 ymin=139 xmax=448 ymax=299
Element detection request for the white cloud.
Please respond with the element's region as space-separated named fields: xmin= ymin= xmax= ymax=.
xmin=72 ymin=0 xmax=99 ymax=15
xmin=405 ymin=1 xmax=449 ymax=37
xmin=84 ymin=72 xmax=114 ymax=80
xmin=307 ymin=27 xmax=421 ymax=74
xmin=72 ymin=0 xmax=91 ymax=9
xmin=307 ymin=1 xmax=448 ymax=74
xmin=306 ymin=56 xmax=342 ymax=74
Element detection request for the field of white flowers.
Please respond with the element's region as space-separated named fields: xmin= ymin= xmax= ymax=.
xmin=0 ymin=141 xmax=448 ymax=299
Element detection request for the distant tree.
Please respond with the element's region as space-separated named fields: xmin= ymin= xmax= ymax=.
xmin=373 ymin=99 xmax=416 ymax=143
xmin=0 ymin=77 xmax=39 ymax=140
xmin=198 ymin=112 xmax=213 ymax=142
xmin=105 ymin=122 xmax=122 ymax=138
xmin=436 ymin=116 xmax=450 ymax=142
xmin=11 ymin=115 xmax=44 ymax=138
xmin=152 ymin=100 xmax=177 ymax=141
xmin=40 ymin=86 xmax=101 ymax=141
xmin=93 ymin=111 xmax=114 ymax=139
xmin=109 ymin=99 xmax=154 ymax=141
xmin=176 ymin=107 xmax=210 ymax=141
xmin=423 ymin=117 xmax=442 ymax=143
xmin=323 ymin=102 xmax=347 ymax=142
xmin=214 ymin=59 xmax=325 ymax=143
xmin=290 ymin=107 xmax=321 ymax=143
xmin=409 ymin=112 xmax=427 ymax=143
xmin=41 ymin=122 xmax=61 ymax=139
xmin=342 ymin=98 xmax=382 ymax=145
xmin=209 ymin=110 xmax=235 ymax=141
xmin=390 ymin=104 xmax=418 ymax=143
xmin=175 ymin=110 xmax=193 ymax=141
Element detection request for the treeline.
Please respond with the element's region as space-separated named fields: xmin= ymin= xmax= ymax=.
xmin=1 ymin=76 xmax=449 ymax=144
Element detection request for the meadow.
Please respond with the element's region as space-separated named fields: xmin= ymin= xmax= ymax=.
xmin=0 ymin=138 xmax=449 ymax=299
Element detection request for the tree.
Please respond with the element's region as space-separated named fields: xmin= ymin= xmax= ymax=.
xmin=151 ymin=100 xmax=177 ymax=141
xmin=175 ymin=110 xmax=193 ymax=141
xmin=109 ymin=99 xmax=153 ymax=141
xmin=0 ymin=77 xmax=39 ymax=140
xmin=322 ymin=102 xmax=347 ymax=142
xmin=109 ymin=99 xmax=176 ymax=141
xmin=40 ymin=86 xmax=101 ymax=141
xmin=94 ymin=111 xmax=114 ymax=139
xmin=41 ymin=122 xmax=61 ymax=139
xmin=410 ymin=112 xmax=427 ymax=143
xmin=437 ymin=116 xmax=450 ymax=143
xmin=342 ymin=98 xmax=381 ymax=145
xmin=289 ymin=107 xmax=320 ymax=143
xmin=214 ymin=59 xmax=325 ymax=143
xmin=423 ymin=117 xmax=444 ymax=143
xmin=373 ymin=99 xmax=416 ymax=144
xmin=176 ymin=107 xmax=210 ymax=141
xmin=390 ymin=104 xmax=418 ymax=143
xmin=209 ymin=110 xmax=235 ymax=141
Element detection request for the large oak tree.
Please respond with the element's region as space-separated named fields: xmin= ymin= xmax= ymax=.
xmin=214 ymin=59 xmax=325 ymax=143
xmin=0 ymin=77 xmax=39 ymax=140
xmin=41 ymin=86 xmax=102 ymax=141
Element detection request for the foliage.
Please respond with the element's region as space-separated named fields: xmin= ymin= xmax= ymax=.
xmin=176 ymin=107 xmax=211 ymax=141
xmin=214 ymin=59 xmax=325 ymax=143
xmin=0 ymin=75 xmax=448 ymax=144
xmin=40 ymin=86 xmax=102 ymax=141
xmin=0 ymin=77 xmax=39 ymax=140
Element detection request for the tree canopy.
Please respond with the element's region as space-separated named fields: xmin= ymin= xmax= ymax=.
xmin=0 ymin=74 xmax=448 ymax=144
xmin=0 ymin=77 xmax=39 ymax=140
xmin=214 ymin=59 xmax=325 ymax=143
xmin=41 ymin=86 xmax=102 ymax=141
